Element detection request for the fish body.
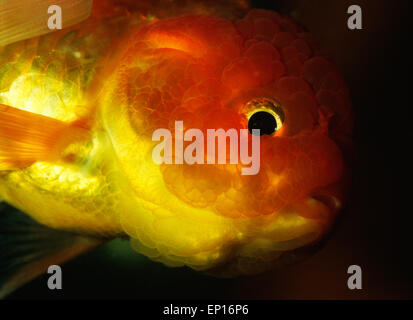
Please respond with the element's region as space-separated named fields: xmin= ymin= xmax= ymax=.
xmin=0 ymin=0 xmax=353 ymax=293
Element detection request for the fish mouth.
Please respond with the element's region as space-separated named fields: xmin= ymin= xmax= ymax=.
xmin=312 ymin=193 xmax=342 ymax=213
xmin=274 ymin=190 xmax=343 ymax=225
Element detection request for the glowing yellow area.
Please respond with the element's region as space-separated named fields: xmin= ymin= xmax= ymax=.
xmin=27 ymin=162 xmax=100 ymax=194
xmin=0 ymin=66 xmax=122 ymax=236
xmin=2 ymin=73 xmax=86 ymax=121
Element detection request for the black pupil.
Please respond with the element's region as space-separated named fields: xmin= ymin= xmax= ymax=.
xmin=248 ymin=111 xmax=277 ymax=136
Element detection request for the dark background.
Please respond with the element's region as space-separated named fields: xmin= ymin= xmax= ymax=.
xmin=6 ymin=0 xmax=412 ymax=299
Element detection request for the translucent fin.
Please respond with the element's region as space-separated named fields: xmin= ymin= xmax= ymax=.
xmin=0 ymin=203 xmax=104 ymax=298
xmin=0 ymin=0 xmax=93 ymax=46
xmin=0 ymin=104 xmax=90 ymax=171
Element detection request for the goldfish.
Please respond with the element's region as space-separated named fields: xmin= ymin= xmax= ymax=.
xmin=0 ymin=0 xmax=353 ymax=297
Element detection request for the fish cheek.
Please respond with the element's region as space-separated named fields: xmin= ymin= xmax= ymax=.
xmin=281 ymin=92 xmax=319 ymax=136
xmin=161 ymin=164 xmax=233 ymax=209
xmin=292 ymin=134 xmax=344 ymax=199
xmin=258 ymin=134 xmax=344 ymax=212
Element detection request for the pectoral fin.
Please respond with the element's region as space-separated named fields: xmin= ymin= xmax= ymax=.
xmin=0 ymin=104 xmax=90 ymax=171
xmin=0 ymin=203 xmax=105 ymax=298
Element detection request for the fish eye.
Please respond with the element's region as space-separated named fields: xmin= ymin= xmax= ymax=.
xmin=245 ymin=98 xmax=284 ymax=136
xmin=248 ymin=111 xmax=277 ymax=135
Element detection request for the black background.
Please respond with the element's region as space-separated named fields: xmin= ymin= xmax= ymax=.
xmin=6 ymin=0 xmax=413 ymax=299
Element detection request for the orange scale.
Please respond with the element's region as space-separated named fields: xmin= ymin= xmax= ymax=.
xmin=151 ymin=63 xmax=186 ymax=87
xmin=229 ymin=198 xmax=256 ymax=218
xmin=193 ymin=100 xmax=222 ymax=121
xmin=154 ymin=102 xmax=172 ymax=115
xmin=291 ymin=39 xmax=313 ymax=58
xmin=297 ymin=32 xmax=320 ymax=47
xmin=148 ymin=89 xmax=162 ymax=107
xmin=247 ymin=193 xmax=278 ymax=216
xmin=202 ymin=56 xmax=231 ymax=78
xmin=317 ymin=105 xmax=335 ymax=130
xmin=139 ymin=84 xmax=154 ymax=93
xmin=181 ymin=97 xmax=210 ymax=116
xmin=269 ymin=60 xmax=287 ymax=82
xmin=257 ymin=199 xmax=277 ymax=216
xmin=159 ymin=88 xmax=172 ymax=101
xmin=251 ymin=60 xmax=276 ymax=86
xmin=146 ymin=109 xmax=169 ymax=129
xmin=293 ymin=153 xmax=315 ymax=186
xmin=215 ymin=33 xmax=243 ymax=56
xmin=131 ymin=91 xmax=150 ymax=107
xmin=216 ymin=206 xmax=242 ymax=219
xmin=234 ymin=18 xmax=255 ymax=40
xmin=242 ymin=168 xmax=270 ymax=193
xmin=292 ymin=91 xmax=319 ymax=118
xmin=281 ymin=164 xmax=308 ymax=191
xmin=272 ymin=32 xmax=296 ymax=49
xmin=164 ymin=101 xmax=178 ymax=117
xmin=243 ymin=42 xmax=283 ymax=85
xmin=275 ymin=76 xmax=314 ymax=100
xmin=281 ymin=45 xmax=301 ymax=61
xmin=318 ymin=153 xmax=343 ymax=187
xmin=221 ymin=57 xmax=261 ymax=90
xmin=261 ymin=145 xmax=290 ymax=175
xmin=126 ymin=39 xmax=150 ymax=55
xmin=302 ymin=57 xmax=336 ymax=92
xmin=283 ymin=101 xmax=316 ymax=136
xmin=275 ymin=177 xmax=300 ymax=203
xmin=198 ymin=78 xmax=229 ymax=99
xmin=181 ymin=84 xmax=204 ymax=102
xmin=285 ymin=58 xmax=303 ymax=76
xmin=298 ymin=53 xmax=309 ymax=63
xmin=131 ymin=71 xmax=153 ymax=88
xmin=202 ymin=107 xmax=244 ymax=131
xmin=244 ymin=41 xmax=281 ymax=61
xmin=253 ymin=18 xmax=280 ymax=40
xmin=164 ymin=68 xmax=188 ymax=85
xmin=311 ymin=157 xmax=327 ymax=184
xmin=243 ymin=38 xmax=259 ymax=50
xmin=183 ymin=67 xmax=210 ymax=85
xmin=167 ymin=83 xmax=184 ymax=100
xmin=279 ymin=17 xmax=302 ymax=34
xmin=217 ymin=82 xmax=234 ymax=102
xmin=296 ymin=134 xmax=343 ymax=186
xmin=198 ymin=20 xmax=239 ymax=48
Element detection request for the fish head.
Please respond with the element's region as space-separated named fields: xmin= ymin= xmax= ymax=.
xmin=101 ymin=9 xmax=354 ymax=275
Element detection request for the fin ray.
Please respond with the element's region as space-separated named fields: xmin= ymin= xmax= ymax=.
xmin=0 ymin=202 xmax=104 ymax=298
xmin=0 ymin=104 xmax=90 ymax=171
xmin=0 ymin=0 xmax=93 ymax=46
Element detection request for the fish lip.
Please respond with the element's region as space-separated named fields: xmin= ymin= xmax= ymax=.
xmin=311 ymin=193 xmax=342 ymax=213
